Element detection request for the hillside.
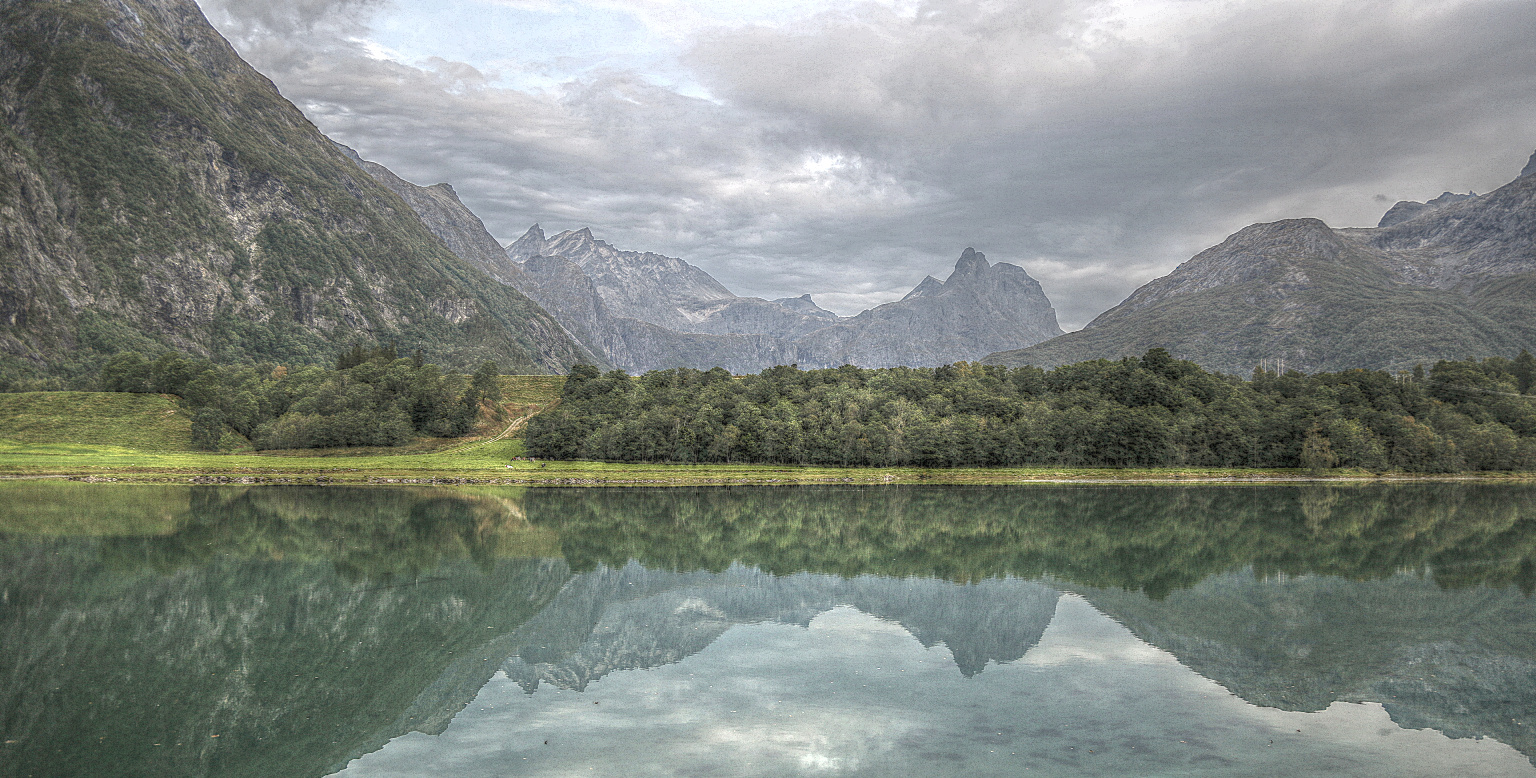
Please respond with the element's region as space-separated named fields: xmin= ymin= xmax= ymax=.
xmin=0 ymin=391 xmax=193 ymax=451
xmin=986 ymin=153 xmax=1536 ymax=374
xmin=0 ymin=0 xmax=594 ymax=387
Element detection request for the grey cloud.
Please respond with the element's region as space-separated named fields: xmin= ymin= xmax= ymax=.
xmin=199 ymin=0 xmax=383 ymax=36
xmin=197 ymin=0 xmax=1536 ymax=328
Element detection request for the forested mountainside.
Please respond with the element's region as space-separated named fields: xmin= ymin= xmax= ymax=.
xmin=987 ymin=153 xmax=1536 ymax=374
xmin=0 ymin=0 xmax=593 ymax=390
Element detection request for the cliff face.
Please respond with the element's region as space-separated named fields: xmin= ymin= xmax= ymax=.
xmin=985 ymin=153 xmax=1536 ymax=374
xmin=0 ymin=0 xmax=591 ymax=380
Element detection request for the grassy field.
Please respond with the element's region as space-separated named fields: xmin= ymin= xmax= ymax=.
xmin=1 ymin=383 xmax=1531 ymax=486
xmin=497 ymin=374 xmax=564 ymax=406
xmin=0 ymin=391 xmax=195 ymax=451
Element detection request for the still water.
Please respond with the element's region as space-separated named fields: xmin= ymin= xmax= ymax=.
xmin=1 ymin=482 xmax=1534 ymax=776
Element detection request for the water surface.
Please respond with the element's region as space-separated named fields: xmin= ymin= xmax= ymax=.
xmin=2 ymin=482 xmax=1533 ymax=776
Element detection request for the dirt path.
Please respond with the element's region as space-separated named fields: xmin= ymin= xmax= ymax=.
xmin=435 ymin=400 xmax=556 ymax=456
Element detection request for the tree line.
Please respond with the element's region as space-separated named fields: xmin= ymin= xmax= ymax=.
xmin=524 ymin=483 xmax=1536 ymax=594
xmin=99 ymin=346 xmax=501 ymax=450
xmin=526 ymin=349 xmax=1536 ymax=472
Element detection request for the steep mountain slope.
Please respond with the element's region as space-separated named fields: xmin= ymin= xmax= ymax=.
xmin=507 ymin=225 xmax=738 ymax=330
xmin=0 ymin=0 xmax=591 ymax=384
xmin=795 ymin=248 xmax=1063 ymax=366
xmin=986 ymin=154 xmax=1536 ymax=374
xmin=334 ymin=142 xmax=528 ymax=289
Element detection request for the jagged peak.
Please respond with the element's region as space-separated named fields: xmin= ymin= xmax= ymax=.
xmin=504 ymin=223 xmax=548 ymax=260
xmin=957 ymin=247 xmax=987 ymax=269
xmin=1377 ymin=191 xmax=1477 ymax=228
xmin=902 ymin=275 xmax=946 ymax=301
xmin=945 ymin=247 xmax=991 ymax=285
xmin=1426 ymin=190 xmax=1476 ymax=205
xmin=1522 ymin=150 xmax=1536 ymax=179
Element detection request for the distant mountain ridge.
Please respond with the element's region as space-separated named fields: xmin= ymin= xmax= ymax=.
xmin=986 ymin=152 xmax=1536 ymax=374
xmin=0 ymin=0 xmax=594 ymax=382
xmin=344 ymin=144 xmax=1066 ymax=372
xmin=502 ymin=229 xmax=1066 ymax=372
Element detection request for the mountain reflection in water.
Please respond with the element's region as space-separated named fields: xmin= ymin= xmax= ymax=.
xmin=0 ymin=482 xmax=1533 ymax=777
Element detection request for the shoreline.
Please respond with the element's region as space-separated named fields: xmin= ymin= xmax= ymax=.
xmin=3 ymin=461 xmax=1533 ymax=487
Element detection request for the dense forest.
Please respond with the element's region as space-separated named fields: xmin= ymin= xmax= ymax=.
xmin=526 ymin=349 xmax=1536 ymax=472
xmin=98 ymin=346 xmax=501 ymax=450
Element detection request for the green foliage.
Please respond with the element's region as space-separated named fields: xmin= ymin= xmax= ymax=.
xmin=528 ymin=351 xmax=1536 ymax=473
xmin=189 ymin=407 xmax=225 ymax=451
xmin=1300 ymin=427 xmax=1338 ymax=473
xmin=97 ymin=348 xmax=494 ymax=451
xmin=1515 ymin=350 xmax=1536 ymax=395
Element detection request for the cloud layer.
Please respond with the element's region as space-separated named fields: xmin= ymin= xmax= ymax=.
xmin=197 ymin=0 xmax=1536 ymax=327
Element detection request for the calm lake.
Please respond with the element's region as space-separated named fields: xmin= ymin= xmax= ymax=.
xmin=2 ymin=482 xmax=1534 ymax=777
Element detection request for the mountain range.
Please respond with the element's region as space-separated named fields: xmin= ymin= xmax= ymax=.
xmin=349 ymin=149 xmax=1066 ymax=373
xmin=985 ymin=155 xmax=1536 ymax=374
xmin=2 ymin=0 xmax=1533 ymax=382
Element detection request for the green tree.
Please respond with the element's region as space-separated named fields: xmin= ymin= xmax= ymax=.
xmin=1514 ymin=349 xmax=1536 ymax=395
xmin=190 ymin=407 xmax=226 ymax=451
xmin=1300 ymin=427 xmax=1338 ymax=473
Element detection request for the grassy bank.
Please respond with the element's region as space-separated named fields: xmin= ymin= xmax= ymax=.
xmin=2 ymin=447 xmax=1530 ymax=486
xmin=1 ymin=387 xmax=1532 ymax=486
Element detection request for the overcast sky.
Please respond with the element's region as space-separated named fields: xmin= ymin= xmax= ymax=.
xmin=196 ymin=0 xmax=1536 ymax=329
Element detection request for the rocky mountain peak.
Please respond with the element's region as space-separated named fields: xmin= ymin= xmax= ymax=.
xmin=985 ymin=147 xmax=1536 ymax=374
xmin=563 ymin=227 xmax=600 ymax=249
xmin=901 ymin=275 xmax=946 ymax=301
xmin=1379 ymin=191 xmax=1478 ymax=228
xmin=1522 ymin=150 xmax=1536 ymax=179
xmin=771 ymin=294 xmax=840 ymax=320
xmin=1223 ymin=218 xmax=1344 ymax=258
xmin=504 ymin=224 xmax=549 ymax=261
xmin=950 ymin=247 xmax=989 ymax=280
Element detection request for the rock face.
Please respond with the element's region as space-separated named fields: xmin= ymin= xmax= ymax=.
xmin=986 ymin=153 xmax=1536 ymax=374
xmin=502 ymin=225 xmax=1063 ymax=372
xmin=0 ymin=0 xmax=592 ymax=381
xmin=508 ymin=226 xmax=737 ymax=330
xmin=1376 ymin=191 xmax=1478 ymax=228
